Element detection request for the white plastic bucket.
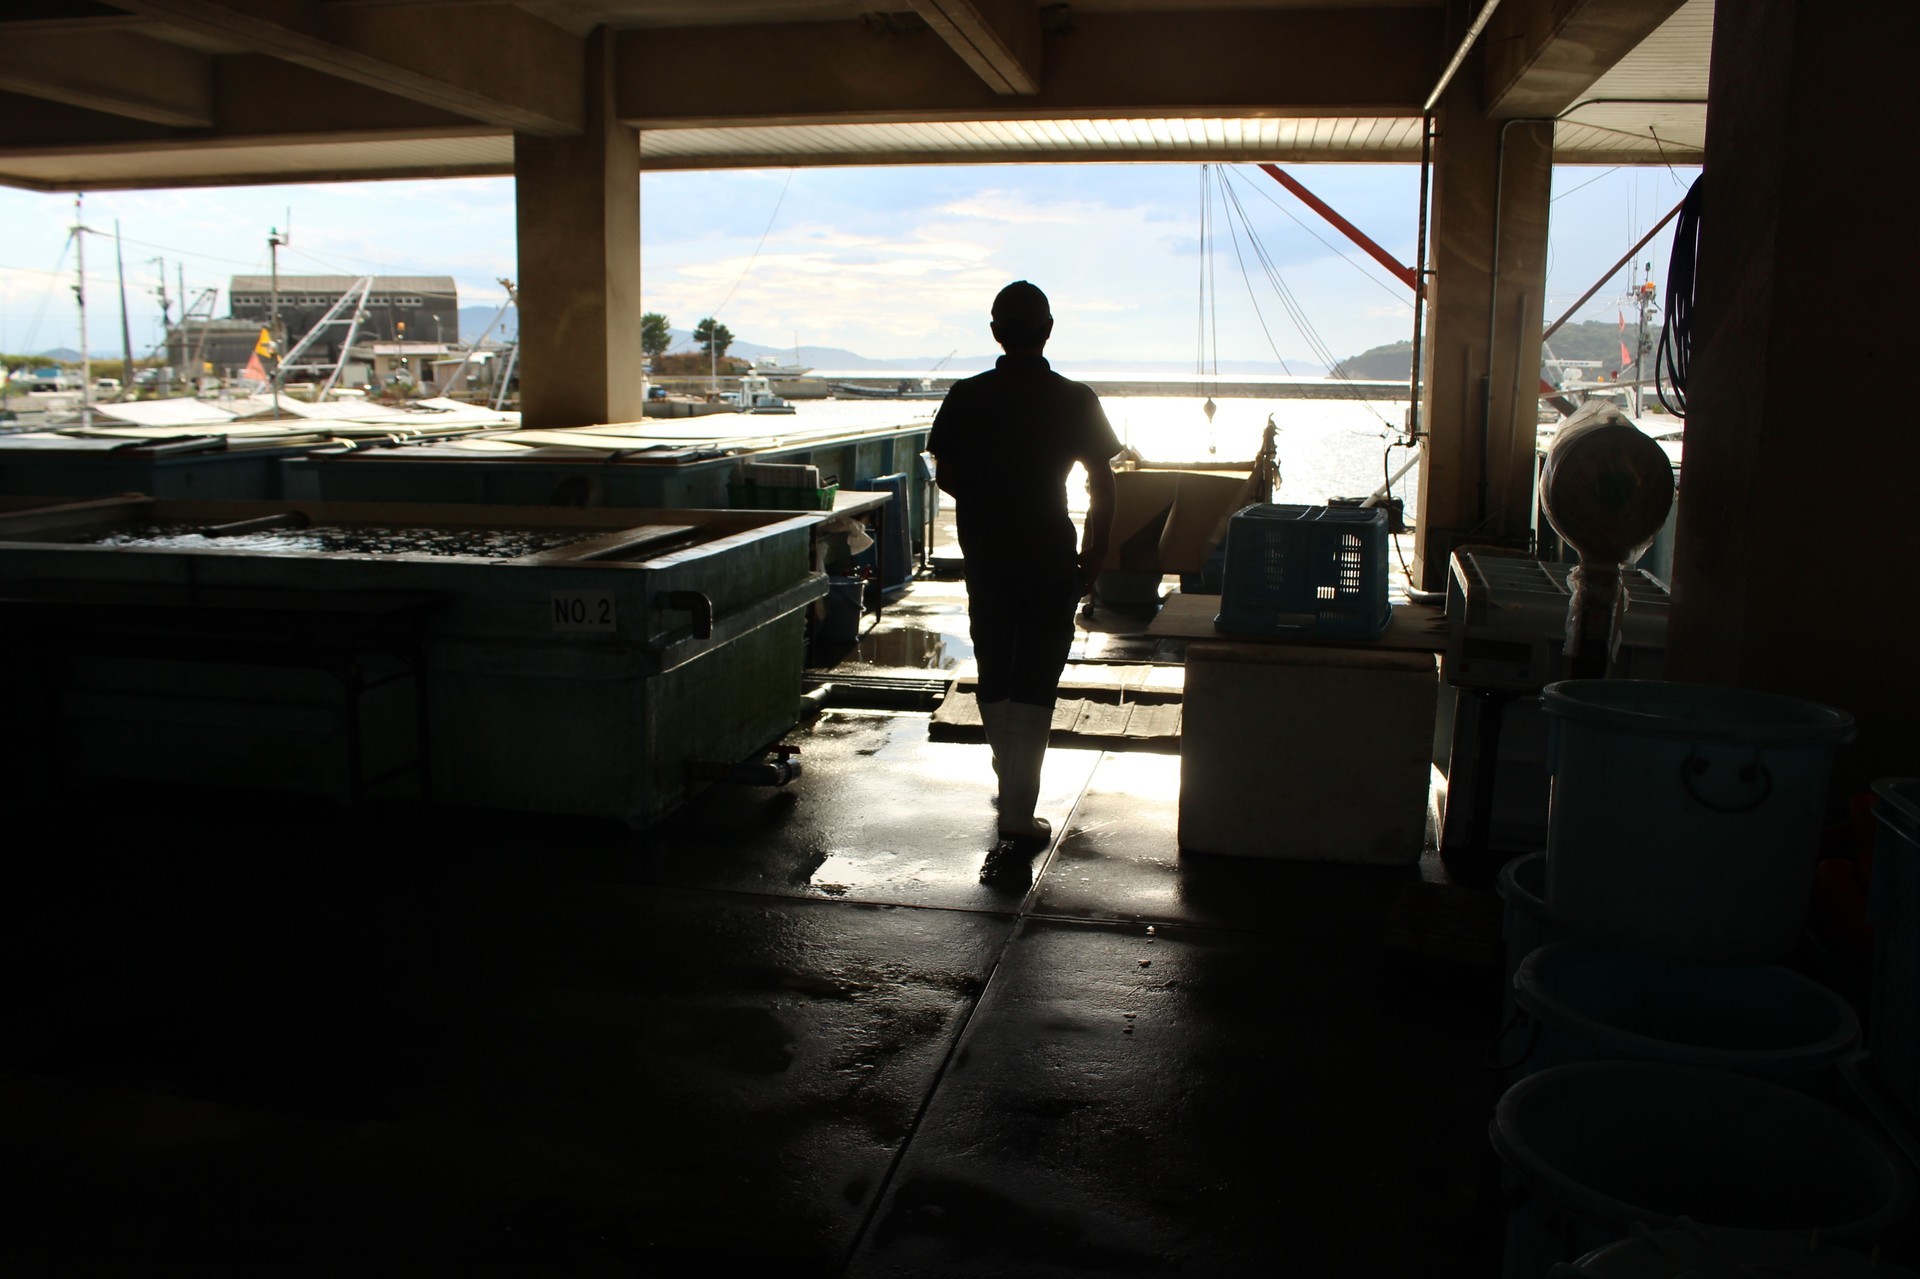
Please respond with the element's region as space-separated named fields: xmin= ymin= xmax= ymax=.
xmin=1869 ymin=779 xmax=1920 ymax=1125
xmin=1542 ymin=680 xmax=1856 ymax=962
xmin=1564 ymin=1226 xmax=1919 ymax=1277
xmin=1496 ymin=854 xmax=1565 ymax=1071
xmin=1514 ymin=941 xmax=1859 ymax=1089
xmin=1491 ymin=1062 xmax=1914 ymax=1278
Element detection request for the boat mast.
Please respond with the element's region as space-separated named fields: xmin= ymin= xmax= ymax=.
xmin=115 ymin=221 xmax=133 ymax=401
xmin=72 ymin=194 xmax=90 ymax=426
xmin=1633 ymin=262 xmax=1657 ymax=417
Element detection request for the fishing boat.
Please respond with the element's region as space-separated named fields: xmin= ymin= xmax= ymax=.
xmin=750 ymin=356 xmax=813 ymax=380
xmin=829 ymin=377 xmax=946 ymax=400
xmin=738 ymin=374 xmax=796 ymax=414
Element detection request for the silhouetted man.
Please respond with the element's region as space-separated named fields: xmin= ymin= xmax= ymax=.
xmin=928 ymin=281 xmax=1118 ymax=847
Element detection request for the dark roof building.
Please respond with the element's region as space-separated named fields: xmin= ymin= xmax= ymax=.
xmin=227 ymin=274 xmax=460 ymax=358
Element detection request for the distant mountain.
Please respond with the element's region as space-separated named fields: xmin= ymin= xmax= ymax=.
xmin=33 ymin=347 xmax=85 ymax=362
xmin=1334 ymin=318 xmax=1662 ymax=381
xmin=449 ymin=311 xmax=1326 ymax=376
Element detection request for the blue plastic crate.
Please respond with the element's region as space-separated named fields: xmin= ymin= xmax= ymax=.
xmin=1214 ymin=503 xmax=1391 ymax=639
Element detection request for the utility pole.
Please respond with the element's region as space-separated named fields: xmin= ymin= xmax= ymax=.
xmin=267 ymin=223 xmax=288 ymax=413
xmin=150 ymin=257 xmax=170 ymax=392
xmin=151 ymin=256 xmax=171 ymax=327
xmin=115 ymin=220 xmax=133 ymax=399
xmin=73 ymin=194 xmax=91 ymax=426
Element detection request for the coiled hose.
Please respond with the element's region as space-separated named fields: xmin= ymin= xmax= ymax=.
xmin=1655 ymin=176 xmax=1704 ymax=417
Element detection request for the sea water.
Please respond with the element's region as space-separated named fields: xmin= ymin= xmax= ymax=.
xmin=778 ymin=390 xmax=1420 ymax=517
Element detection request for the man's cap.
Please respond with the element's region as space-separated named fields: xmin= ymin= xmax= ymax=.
xmin=991 ymin=280 xmax=1051 ymax=328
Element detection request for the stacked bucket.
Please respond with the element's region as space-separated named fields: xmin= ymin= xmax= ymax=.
xmin=1488 ymin=679 xmax=1918 ymax=1277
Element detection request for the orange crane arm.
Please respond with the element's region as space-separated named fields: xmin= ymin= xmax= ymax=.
xmin=1256 ymin=162 xmax=1420 ymax=295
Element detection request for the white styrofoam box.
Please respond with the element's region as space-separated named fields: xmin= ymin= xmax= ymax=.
xmin=1179 ymin=641 xmax=1439 ymax=863
xmin=742 ymin=461 xmax=820 ymax=489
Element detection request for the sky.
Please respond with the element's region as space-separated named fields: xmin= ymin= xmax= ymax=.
xmin=0 ymin=160 xmax=1700 ymax=369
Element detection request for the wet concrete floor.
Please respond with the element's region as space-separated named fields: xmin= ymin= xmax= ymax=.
xmin=1 ymin=555 xmax=1512 ymax=1276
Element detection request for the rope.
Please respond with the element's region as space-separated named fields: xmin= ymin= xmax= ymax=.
xmin=1655 ymin=175 xmax=1702 ymax=416
xmin=1196 ymin=165 xmax=1208 ymax=385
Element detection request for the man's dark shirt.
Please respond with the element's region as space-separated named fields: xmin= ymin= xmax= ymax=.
xmin=927 ymin=355 xmax=1119 ymax=574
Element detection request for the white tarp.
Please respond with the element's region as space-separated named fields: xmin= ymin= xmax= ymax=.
xmin=89 ymin=399 xmax=239 ymax=428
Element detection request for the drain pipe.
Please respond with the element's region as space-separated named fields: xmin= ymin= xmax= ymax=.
xmin=798 ymin=683 xmax=833 ymax=723
xmin=690 ymin=746 xmax=802 ymax=788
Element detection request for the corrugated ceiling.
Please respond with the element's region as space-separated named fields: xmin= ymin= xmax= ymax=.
xmin=639 ymin=116 xmax=1431 ymax=167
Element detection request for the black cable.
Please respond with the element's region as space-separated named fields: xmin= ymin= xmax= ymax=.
xmin=1384 ymin=437 xmax=1415 ymax=580
xmin=1655 ymin=175 xmax=1702 ymax=416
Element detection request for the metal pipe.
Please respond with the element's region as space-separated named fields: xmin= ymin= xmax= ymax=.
xmin=689 ymin=755 xmax=802 ymax=787
xmin=201 ymin=511 xmax=311 ymax=537
xmin=1424 ymin=0 xmax=1504 ymax=114
xmin=1407 ymin=114 xmax=1434 ymax=438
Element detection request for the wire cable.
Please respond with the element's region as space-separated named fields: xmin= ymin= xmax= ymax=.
xmin=1196 ymin=165 xmax=1208 ymax=385
xmin=17 ymin=231 xmax=75 ymax=357
xmin=1654 ymin=175 xmax=1702 ymax=417
xmin=705 ymin=168 xmax=794 ymax=323
xmin=1551 ymin=166 xmax=1624 ymax=203
xmin=1214 ymin=172 xmax=1396 ymax=428
xmin=1225 ymin=166 xmax=1411 ymax=307
xmin=1216 ymin=191 xmax=1294 ymax=377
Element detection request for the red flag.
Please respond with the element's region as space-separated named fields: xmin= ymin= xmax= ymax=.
xmin=1620 ymin=340 xmax=1633 ymax=372
xmin=241 ymin=350 xmax=268 ymax=384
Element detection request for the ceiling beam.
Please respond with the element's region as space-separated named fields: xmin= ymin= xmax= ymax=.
xmin=0 ymin=56 xmax=478 ymax=148
xmin=105 ymin=0 xmax=584 ymax=134
xmin=1484 ymin=0 xmax=1691 ymax=118
xmin=0 ymin=25 xmax=211 ymax=126
xmin=907 ymin=0 xmax=1042 ymax=96
xmin=616 ymin=8 xmax=1443 ymax=127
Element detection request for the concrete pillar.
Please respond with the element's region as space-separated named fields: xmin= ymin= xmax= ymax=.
xmin=512 ymin=27 xmax=643 ymax=428
xmin=1666 ymin=0 xmax=1920 ymax=789
xmin=1413 ymin=61 xmax=1554 ymax=591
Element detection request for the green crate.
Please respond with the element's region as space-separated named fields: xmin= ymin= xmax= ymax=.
xmin=728 ymin=482 xmax=838 ymax=511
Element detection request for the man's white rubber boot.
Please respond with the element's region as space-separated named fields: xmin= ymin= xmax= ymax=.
xmin=995 ymin=701 xmax=1054 ymax=847
xmin=977 ymin=698 xmax=1009 ymax=780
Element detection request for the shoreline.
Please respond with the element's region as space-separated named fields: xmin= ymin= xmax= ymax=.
xmin=653 ymin=374 xmax=1413 ymax=402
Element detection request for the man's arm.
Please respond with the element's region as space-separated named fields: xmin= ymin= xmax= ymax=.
xmin=1079 ymin=453 xmax=1116 ymax=596
xmin=926 ymin=391 xmax=964 ymax=498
